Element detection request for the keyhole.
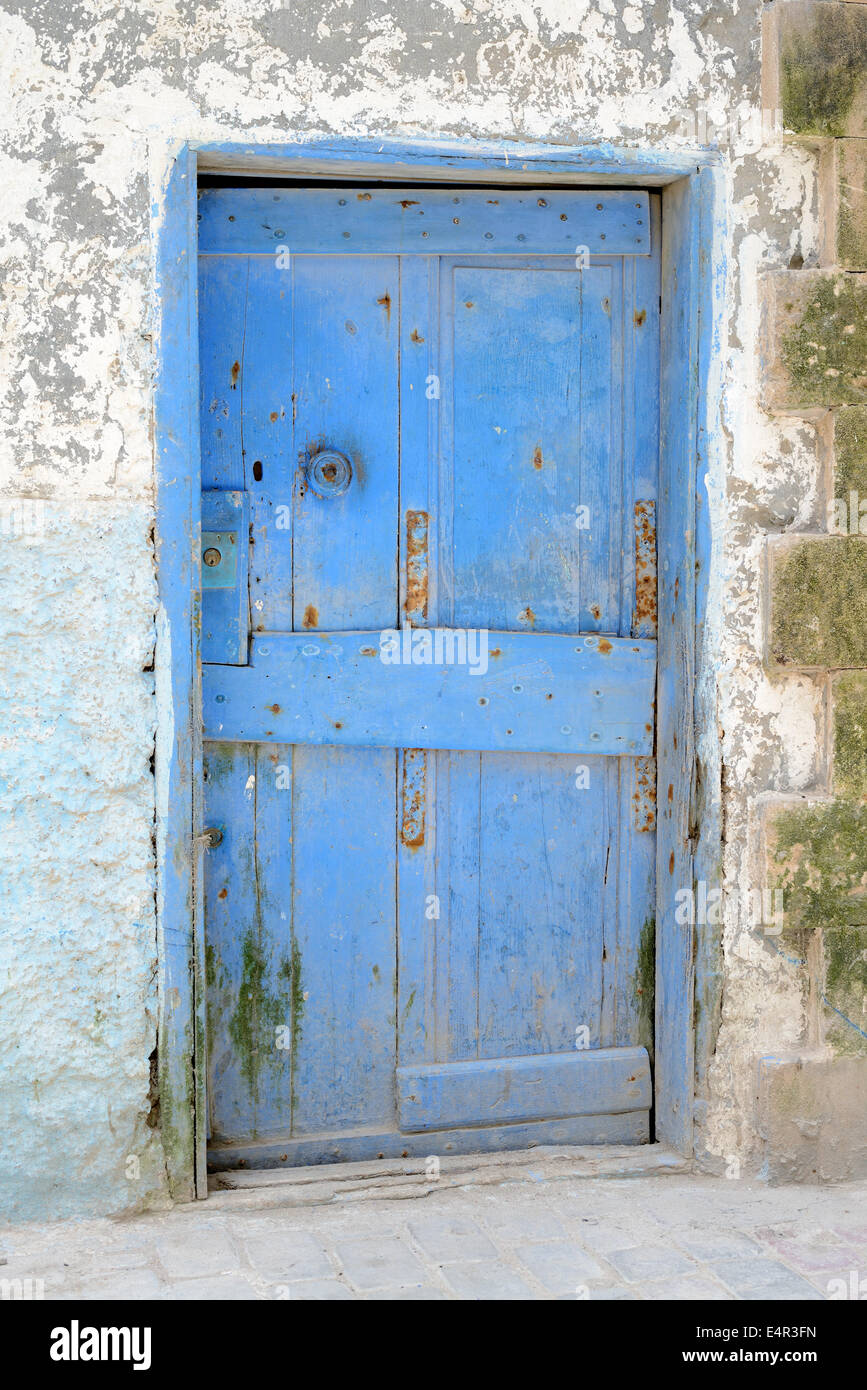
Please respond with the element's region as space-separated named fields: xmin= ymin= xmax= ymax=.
xmin=203 ymin=548 xmax=222 ymax=567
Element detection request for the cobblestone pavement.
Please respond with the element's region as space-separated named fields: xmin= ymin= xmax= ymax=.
xmin=2 ymin=1173 xmax=866 ymax=1301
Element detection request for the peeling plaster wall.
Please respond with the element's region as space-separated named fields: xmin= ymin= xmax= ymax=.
xmin=0 ymin=0 xmax=833 ymax=1219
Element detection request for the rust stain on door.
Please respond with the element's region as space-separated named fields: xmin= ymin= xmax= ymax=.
xmin=401 ymin=749 xmax=427 ymax=850
xmin=633 ymin=500 xmax=657 ymax=637
xmin=632 ymin=755 xmax=657 ymax=833
xmin=404 ymin=509 xmax=429 ymax=625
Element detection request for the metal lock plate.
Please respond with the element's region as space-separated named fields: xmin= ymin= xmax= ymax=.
xmin=201 ymin=531 xmax=238 ymax=588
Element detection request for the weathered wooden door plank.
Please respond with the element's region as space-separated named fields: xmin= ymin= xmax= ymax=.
xmin=198 ymin=187 xmax=650 ymax=256
xmin=397 ymin=1046 xmax=651 ymax=1132
xmin=202 ymin=630 xmax=656 ymax=753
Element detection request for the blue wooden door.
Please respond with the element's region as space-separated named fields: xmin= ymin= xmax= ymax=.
xmin=198 ymin=188 xmax=660 ymax=1169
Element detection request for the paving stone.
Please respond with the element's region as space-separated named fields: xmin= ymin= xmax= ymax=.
xmin=563 ymin=1214 xmax=660 ymax=1253
xmin=168 ymin=1275 xmax=260 ymax=1300
xmin=514 ymin=1240 xmax=605 ymax=1293
xmin=440 ymin=1261 xmax=536 ymax=1299
xmin=407 ymin=1214 xmax=497 ymax=1263
xmin=73 ymin=1270 xmax=167 ymax=1300
xmin=83 ymin=1244 xmax=158 ymax=1274
xmin=580 ymin=1284 xmax=638 ymax=1300
xmin=242 ymin=1229 xmax=332 ymax=1282
xmin=156 ymin=1226 xmax=239 ymax=1280
xmin=285 ymin=1279 xmax=354 ymax=1300
xmin=754 ymin=1224 xmax=798 ymax=1242
xmin=476 ymin=1200 xmax=568 ymax=1243
xmin=642 ymin=1275 xmax=732 ymax=1300
xmin=674 ymin=1231 xmax=762 ymax=1261
xmin=830 ymin=1222 xmax=867 ymax=1244
xmin=0 ymin=1265 xmax=65 ymax=1296
xmin=711 ymin=1256 xmax=824 ymax=1300
xmin=604 ymin=1243 xmax=696 ymax=1283
xmin=365 ymin=1286 xmax=446 ymax=1300
xmin=740 ymin=1283 xmax=823 ymax=1302
xmin=333 ymin=1234 xmax=427 ymax=1290
xmin=769 ymin=1238 xmax=858 ymax=1273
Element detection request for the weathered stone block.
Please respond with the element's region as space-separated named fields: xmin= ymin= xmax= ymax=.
xmin=768 ymin=534 xmax=867 ymax=667
xmin=832 ymin=670 xmax=867 ymax=796
xmin=778 ymin=1 xmax=867 ymax=138
xmin=758 ymin=1055 xmax=867 ymax=1180
xmin=762 ymin=272 xmax=867 ymax=410
xmin=823 ymin=926 xmax=867 ymax=1054
xmin=833 ymin=404 xmax=867 ymax=501
xmin=763 ymin=796 xmax=867 ymax=930
xmin=835 ymin=139 xmax=867 ymax=268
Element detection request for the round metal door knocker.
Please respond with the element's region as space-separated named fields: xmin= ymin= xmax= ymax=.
xmin=306 ymin=449 xmax=353 ymax=498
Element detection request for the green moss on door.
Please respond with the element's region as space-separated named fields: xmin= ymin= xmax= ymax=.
xmin=633 ymin=916 xmax=655 ymax=1057
xmin=228 ymin=927 xmax=299 ymax=1104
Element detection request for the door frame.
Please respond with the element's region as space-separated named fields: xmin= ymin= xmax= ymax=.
xmin=153 ymin=136 xmax=725 ymax=1199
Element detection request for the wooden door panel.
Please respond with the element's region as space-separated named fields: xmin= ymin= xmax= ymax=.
xmin=288 ymin=743 xmax=397 ymax=1136
xmin=447 ymin=262 xmax=616 ymax=633
xmin=290 ymin=255 xmax=400 ymax=633
xmin=475 ymin=750 xmax=611 ymax=1060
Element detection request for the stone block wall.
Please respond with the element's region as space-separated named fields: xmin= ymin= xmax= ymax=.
xmin=760 ymin=0 xmax=867 ymax=1179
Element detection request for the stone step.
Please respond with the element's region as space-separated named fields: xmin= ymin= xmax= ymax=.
xmin=205 ymin=1143 xmax=690 ymax=1211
